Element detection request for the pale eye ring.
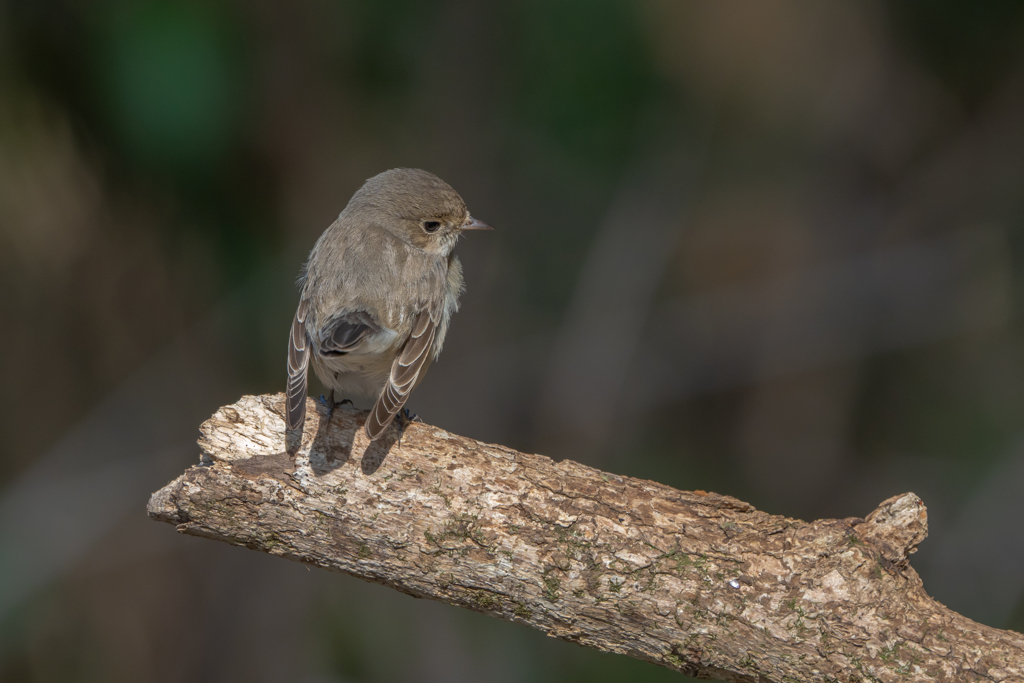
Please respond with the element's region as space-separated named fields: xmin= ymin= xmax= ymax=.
xmin=423 ymin=220 xmax=441 ymax=233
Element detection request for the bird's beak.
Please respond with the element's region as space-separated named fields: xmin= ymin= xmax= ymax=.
xmin=461 ymin=215 xmax=494 ymax=231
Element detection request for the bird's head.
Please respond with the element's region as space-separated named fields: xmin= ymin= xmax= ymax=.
xmin=350 ymin=168 xmax=492 ymax=255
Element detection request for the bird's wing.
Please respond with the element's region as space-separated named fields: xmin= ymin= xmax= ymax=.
xmin=286 ymin=298 xmax=311 ymax=432
xmin=317 ymin=310 xmax=377 ymax=356
xmin=365 ymin=308 xmax=437 ymax=440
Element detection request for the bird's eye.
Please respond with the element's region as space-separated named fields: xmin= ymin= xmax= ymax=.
xmin=423 ymin=220 xmax=441 ymax=233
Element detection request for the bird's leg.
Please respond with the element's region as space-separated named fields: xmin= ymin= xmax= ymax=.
xmin=321 ymin=389 xmax=336 ymax=420
xmin=401 ymin=407 xmax=422 ymax=424
xmin=321 ymin=374 xmax=340 ymax=419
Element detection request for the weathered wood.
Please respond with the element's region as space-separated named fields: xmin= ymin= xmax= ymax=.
xmin=148 ymin=394 xmax=1024 ymax=682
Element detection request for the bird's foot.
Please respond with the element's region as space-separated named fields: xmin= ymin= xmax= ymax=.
xmin=319 ymin=394 xmax=354 ymax=423
xmin=320 ymin=390 xmax=339 ymax=421
xmin=400 ymin=407 xmax=422 ymax=424
xmin=394 ymin=408 xmax=422 ymax=448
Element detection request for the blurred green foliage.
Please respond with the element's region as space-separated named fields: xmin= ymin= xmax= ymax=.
xmin=94 ymin=2 xmax=244 ymax=174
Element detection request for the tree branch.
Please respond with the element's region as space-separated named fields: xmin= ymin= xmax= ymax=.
xmin=148 ymin=394 xmax=1024 ymax=682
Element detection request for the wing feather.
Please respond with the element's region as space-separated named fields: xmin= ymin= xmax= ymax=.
xmin=365 ymin=309 xmax=437 ymax=440
xmin=319 ymin=310 xmax=376 ymax=355
xmin=286 ymin=298 xmax=311 ymax=432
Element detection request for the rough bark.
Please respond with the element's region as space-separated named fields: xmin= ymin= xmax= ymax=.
xmin=148 ymin=394 xmax=1024 ymax=682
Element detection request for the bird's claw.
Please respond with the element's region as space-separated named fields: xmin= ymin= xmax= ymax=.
xmin=320 ymin=394 xmax=354 ymax=421
xmin=395 ymin=408 xmax=420 ymax=448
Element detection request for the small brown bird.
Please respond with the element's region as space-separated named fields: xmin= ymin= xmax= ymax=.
xmin=286 ymin=168 xmax=491 ymax=441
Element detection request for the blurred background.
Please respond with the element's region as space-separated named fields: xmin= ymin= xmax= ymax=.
xmin=2 ymin=1 xmax=1024 ymax=681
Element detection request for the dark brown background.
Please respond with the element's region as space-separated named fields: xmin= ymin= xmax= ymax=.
xmin=2 ymin=2 xmax=1024 ymax=681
